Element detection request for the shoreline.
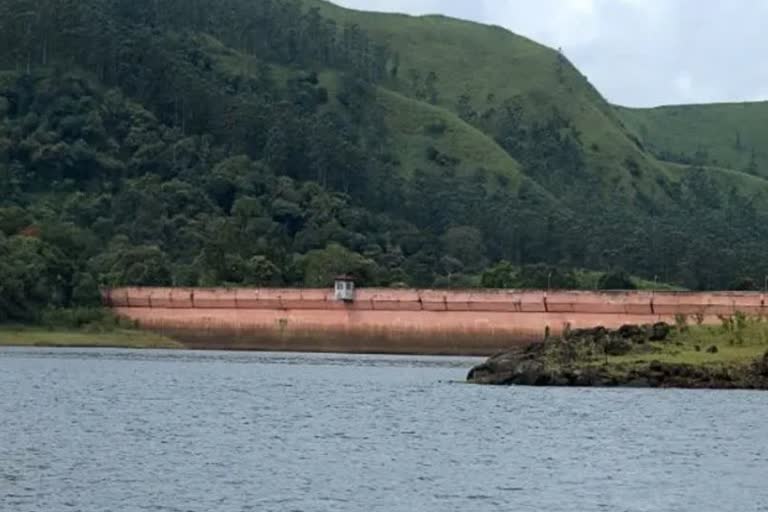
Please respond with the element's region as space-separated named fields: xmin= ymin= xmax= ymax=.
xmin=0 ymin=326 xmax=493 ymax=356
xmin=0 ymin=327 xmax=184 ymax=350
xmin=7 ymin=321 xmax=768 ymax=390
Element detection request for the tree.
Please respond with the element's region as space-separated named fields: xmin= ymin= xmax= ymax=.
xmin=244 ymin=256 xmax=282 ymax=286
xmin=99 ymin=245 xmax=173 ymax=286
xmin=0 ymin=234 xmax=71 ymax=320
xmin=440 ymin=226 xmax=487 ymax=272
xmin=456 ymin=94 xmax=476 ymax=122
xmin=0 ymin=207 xmax=31 ymax=235
xmin=425 ymin=71 xmax=439 ymax=104
xmin=598 ymin=271 xmax=637 ymax=291
xmin=71 ymin=272 xmax=101 ymax=306
xmin=300 ymin=243 xmax=378 ymax=287
xmin=729 ymin=277 xmax=757 ymax=291
xmin=747 ymin=148 xmax=759 ymax=175
xmin=481 ymin=261 xmax=517 ymax=289
xmin=517 ymin=265 xmax=578 ymax=290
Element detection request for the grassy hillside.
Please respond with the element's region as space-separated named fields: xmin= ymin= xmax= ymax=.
xmin=375 ymin=87 xmax=526 ymax=188
xmin=202 ymin=33 xmax=529 ymax=192
xmin=315 ymin=0 xmax=768 ymax=204
xmin=665 ymin=161 xmax=768 ymax=203
xmin=311 ymin=0 xmax=675 ymax=202
xmin=618 ymin=102 xmax=768 ymax=177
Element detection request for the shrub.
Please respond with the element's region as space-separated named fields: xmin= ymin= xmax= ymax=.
xmin=39 ymin=307 xmax=124 ymax=330
xmin=598 ymin=271 xmax=637 ymax=290
xmin=424 ymin=120 xmax=447 ymax=136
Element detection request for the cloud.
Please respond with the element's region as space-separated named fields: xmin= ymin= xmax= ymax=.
xmin=332 ymin=0 xmax=768 ymax=107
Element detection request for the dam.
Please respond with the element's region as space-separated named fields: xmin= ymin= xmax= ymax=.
xmin=104 ymin=280 xmax=768 ymax=356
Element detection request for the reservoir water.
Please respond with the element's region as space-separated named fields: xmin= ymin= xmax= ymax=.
xmin=1 ymin=347 xmax=767 ymax=512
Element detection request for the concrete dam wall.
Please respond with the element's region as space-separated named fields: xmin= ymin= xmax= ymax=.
xmin=104 ymin=287 xmax=768 ymax=356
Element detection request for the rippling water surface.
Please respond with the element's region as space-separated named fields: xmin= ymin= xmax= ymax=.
xmin=1 ymin=347 xmax=768 ymax=512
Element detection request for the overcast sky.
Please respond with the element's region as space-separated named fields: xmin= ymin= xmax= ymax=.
xmin=332 ymin=0 xmax=768 ymax=108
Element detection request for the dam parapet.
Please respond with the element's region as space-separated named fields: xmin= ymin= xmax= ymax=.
xmin=104 ymin=287 xmax=768 ymax=355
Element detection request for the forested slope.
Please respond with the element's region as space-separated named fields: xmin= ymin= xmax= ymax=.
xmin=2 ymin=0 xmax=768 ymax=322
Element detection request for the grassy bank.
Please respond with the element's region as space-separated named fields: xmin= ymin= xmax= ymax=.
xmin=609 ymin=316 xmax=768 ymax=367
xmin=469 ymin=317 xmax=768 ymax=388
xmin=0 ymin=326 xmax=183 ymax=349
xmin=0 ymin=308 xmax=182 ymax=349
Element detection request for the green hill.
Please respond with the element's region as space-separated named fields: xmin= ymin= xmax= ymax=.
xmin=308 ymin=0 xmax=676 ymax=201
xmin=197 ymin=31 xmax=531 ymax=192
xmin=2 ymin=0 xmax=768 ymax=322
xmin=618 ymin=102 xmax=768 ymax=177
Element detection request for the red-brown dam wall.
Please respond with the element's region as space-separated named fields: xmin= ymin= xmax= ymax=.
xmin=104 ymin=288 xmax=768 ymax=356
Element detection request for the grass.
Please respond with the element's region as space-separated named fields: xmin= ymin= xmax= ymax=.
xmin=375 ymin=87 xmax=525 ymax=190
xmin=631 ymin=278 xmax=686 ymax=292
xmin=0 ymin=326 xmax=183 ymax=350
xmin=609 ymin=318 xmax=768 ymax=367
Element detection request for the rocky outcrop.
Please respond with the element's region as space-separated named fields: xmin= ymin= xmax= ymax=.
xmin=467 ymin=324 xmax=768 ymax=390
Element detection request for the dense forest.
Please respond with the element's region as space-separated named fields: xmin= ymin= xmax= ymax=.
xmin=1 ymin=0 xmax=768 ymax=322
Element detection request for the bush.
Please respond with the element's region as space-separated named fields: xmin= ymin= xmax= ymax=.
xmin=39 ymin=307 xmax=125 ymax=330
xmin=598 ymin=271 xmax=637 ymax=290
xmin=424 ymin=120 xmax=447 ymax=136
xmin=729 ymin=277 xmax=757 ymax=291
